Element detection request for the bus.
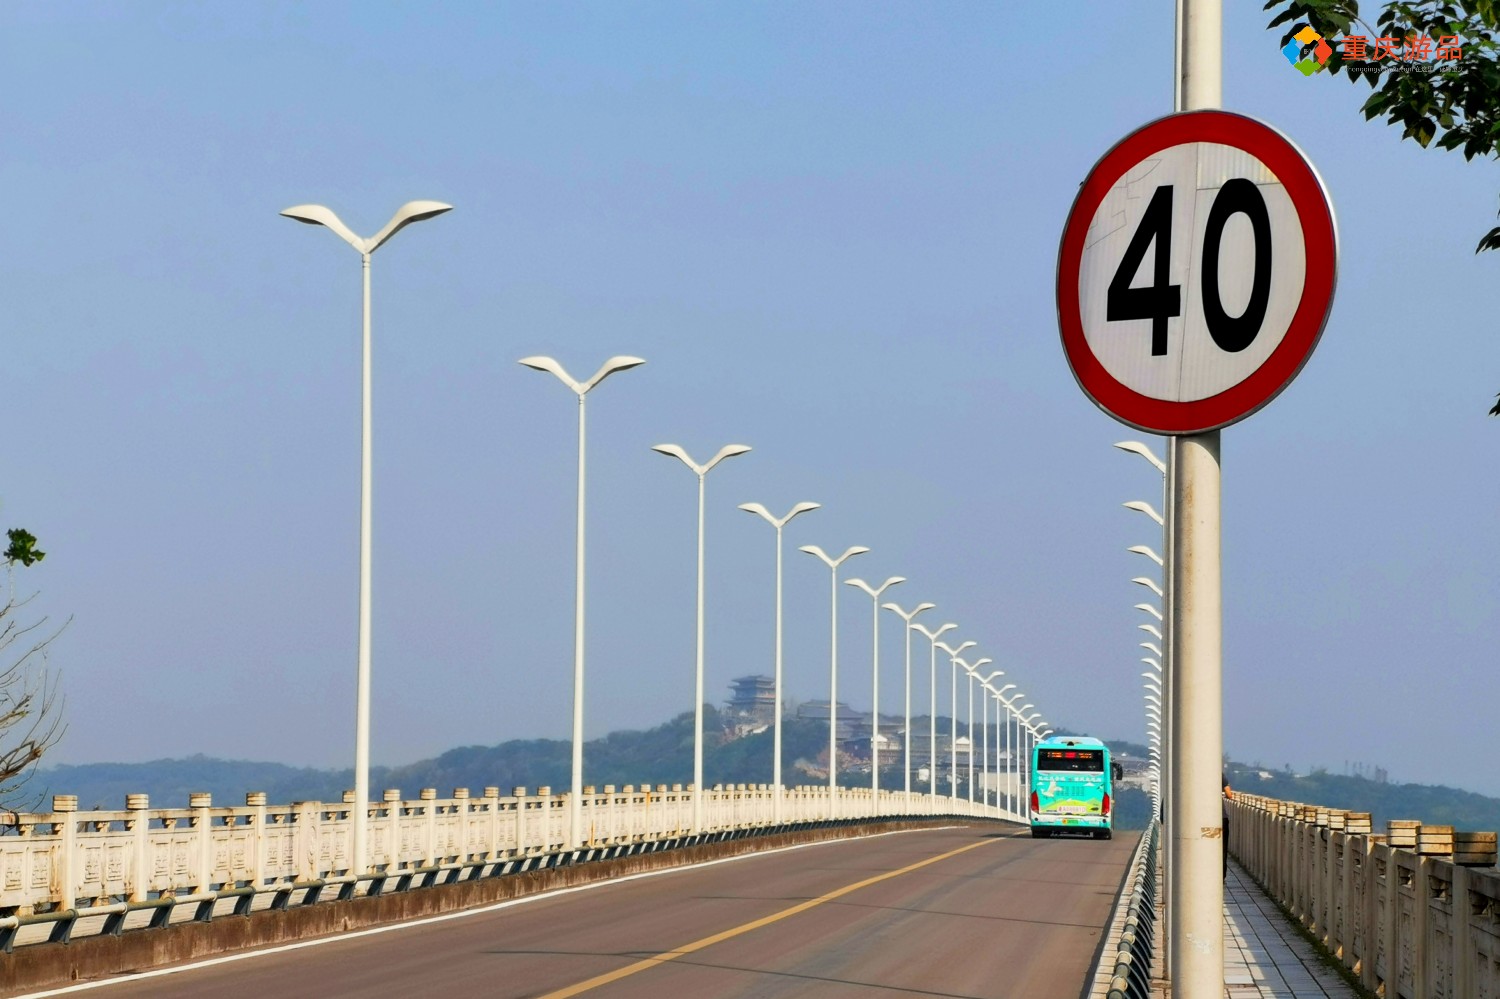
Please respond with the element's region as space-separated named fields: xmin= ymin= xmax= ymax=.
xmin=1029 ymin=736 xmax=1120 ymax=839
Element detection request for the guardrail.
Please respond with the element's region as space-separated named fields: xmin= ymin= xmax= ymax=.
xmin=1228 ymin=792 xmax=1499 ymax=999
xmin=0 ymin=783 xmax=1014 ymax=950
xmin=1087 ymin=819 xmax=1158 ymax=999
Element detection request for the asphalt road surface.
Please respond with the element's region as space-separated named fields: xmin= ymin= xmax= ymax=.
xmin=33 ymin=824 xmax=1137 ymax=999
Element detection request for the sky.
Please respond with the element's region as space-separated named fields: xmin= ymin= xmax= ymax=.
xmin=2 ymin=3 xmax=1496 ymax=800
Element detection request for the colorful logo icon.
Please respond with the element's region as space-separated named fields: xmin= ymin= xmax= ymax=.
xmin=1281 ymin=25 xmax=1333 ymax=75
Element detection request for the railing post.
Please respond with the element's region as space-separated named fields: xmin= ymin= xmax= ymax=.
xmin=246 ymin=792 xmax=267 ymax=885
xmin=189 ymin=793 xmax=213 ymax=894
xmin=126 ymin=793 xmax=150 ymax=903
xmin=420 ymin=789 xmax=437 ymax=868
xmin=1362 ymin=833 xmax=1384 ymax=993
xmin=52 ymin=795 xmax=78 ymax=912
xmin=484 ymin=787 xmax=501 ymax=861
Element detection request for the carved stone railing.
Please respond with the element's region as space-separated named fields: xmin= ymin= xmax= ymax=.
xmin=0 ymin=782 xmax=1013 ymax=949
xmin=1228 ymin=791 xmax=1499 ymax=999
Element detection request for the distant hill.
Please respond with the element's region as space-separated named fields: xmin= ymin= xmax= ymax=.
xmin=32 ymin=718 xmax=1500 ymax=836
xmin=34 ymin=709 xmax=840 ymax=811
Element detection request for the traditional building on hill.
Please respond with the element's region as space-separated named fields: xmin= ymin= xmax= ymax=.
xmin=725 ymin=675 xmax=776 ymax=731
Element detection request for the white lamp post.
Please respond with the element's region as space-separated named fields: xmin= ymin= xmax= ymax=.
xmin=1016 ymin=704 xmax=1037 ymax=795
xmin=280 ymin=199 xmax=452 ymax=878
xmin=936 ymin=640 xmax=976 ymax=800
xmin=978 ymin=670 xmax=1004 ymax=809
xmin=846 ymin=576 xmax=905 ymax=813
xmin=800 ymin=545 xmax=868 ymax=814
xmin=994 ymin=684 xmax=1017 ymax=812
xmin=956 ymin=657 xmax=991 ymax=806
xmin=911 ymin=622 xmax=956 ymax=795
xmin=882 ymin=601 xmax=934 ymax=799
xmin=519 ymin=354 xmax=646 ymax=850
xmin=652 ymin=444 xmax=752 ymax=835
xmin=739 ymin=501 xmax=820 ymax=824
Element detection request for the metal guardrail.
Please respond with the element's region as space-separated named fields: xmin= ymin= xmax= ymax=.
xmin=0 ymin=783 xmax=1016 ymax=951
xmin=1093 ymin=819 xmax=1158 ymax=999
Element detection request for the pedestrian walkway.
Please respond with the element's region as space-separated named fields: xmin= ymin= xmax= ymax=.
xmin=1152 ymin=859 xmax=1363 ymax=998
xmin=1221 ymin=859 xmax=1362 ymax=998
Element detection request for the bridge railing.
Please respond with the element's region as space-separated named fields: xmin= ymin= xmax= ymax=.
xmin=1228 ymin=791 xmax=1500 ymax=999
xmin=0 ymin=783 xmax=1013 ymax=939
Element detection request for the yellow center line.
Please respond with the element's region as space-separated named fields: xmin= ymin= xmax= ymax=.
xmin=537 ymin=834 xmax=1001 ymax=998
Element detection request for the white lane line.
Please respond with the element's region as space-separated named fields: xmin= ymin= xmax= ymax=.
xmin=19 ymin=824 xmax=983 ymax=997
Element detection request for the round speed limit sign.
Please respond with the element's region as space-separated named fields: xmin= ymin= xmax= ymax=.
xmin=1057 ymin=110 xmax=1337 ymax=434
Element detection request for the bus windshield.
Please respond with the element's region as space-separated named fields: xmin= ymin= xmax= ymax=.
xmin=1036 ymin=749 xmax=1103 ymax=773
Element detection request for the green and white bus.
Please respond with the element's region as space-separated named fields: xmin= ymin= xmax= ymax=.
xmin=1029 ymin=736 xmax=1119 ymax=839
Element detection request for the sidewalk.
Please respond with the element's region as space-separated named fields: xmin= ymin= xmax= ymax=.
xmin=1152 ymin=859 xmax=1362 ymax=998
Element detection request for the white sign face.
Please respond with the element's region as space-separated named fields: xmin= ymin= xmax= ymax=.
xmin=1057 ymin=112 xmax=1336 ymax=434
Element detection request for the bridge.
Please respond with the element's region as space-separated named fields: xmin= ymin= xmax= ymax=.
xmin=0 ymin=784 xmax=1141 ymax=997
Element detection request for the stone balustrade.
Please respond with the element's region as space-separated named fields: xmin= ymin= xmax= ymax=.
xmin=0 ymin=783 xmax=1009 ymax=948
xmin=1228 ymin=791 xmax=1499 ymax=999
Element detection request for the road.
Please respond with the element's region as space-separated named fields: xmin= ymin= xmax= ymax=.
xmin=33 ymin=824 xmax=1136 ymax=999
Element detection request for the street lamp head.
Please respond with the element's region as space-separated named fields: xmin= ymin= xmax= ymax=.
xmin=1142 ymin=653 xmax=1162 ymax=668
xmin=1113 ymin=440 xmax=1167 ymax=474
xmin=1130 ymin=577 xmax=1164 ymax=599
xmin=1138 ymin=623 xmax=1163 ymax=641
xmin=1134 ymin=603 xmax=1163 ymax=622
xmin=912 ymin=621 xmax=958 ymax=642
xmin=518 ymin=355 xmax=583 ymax=393
xmin=708 ymin=444 xmax=753 ymax=469
xmin=281 ymin=200 xmax=453 ymax=255
xmin=881 ymin=600 xmax=934 ymax=621
xmin=1123 ymin=500 xmax=1165 ymax=526
xmin=799 ymin=544 xmax=869 ymax=568
xmin=979 ymin=670 xmax=1004 ymax=684
xmin=1128 ymin=544 xmax=1165 ymax=566
xmin=738 ymin=501 xmax=820 ymax=528
xmin=997 ymin=683 xmax=1017 ymax=696
xmin=936 ymin=639 xmax=976 ymax=658
xmin=650 ymin=443 xmax=750 ymax=475
xmin=279 ymin=203 xmax=365 ymax=253
xmin=583 ymin=356 xmax=646 ymax=392
xmin=651 ymin=443 xmax=695 ymax=468
xmin=524 ymin=355 xmax=645 ymax=395
xmin=847 ymin=576 xmax=906 ymax=599
xmin=366 ymin=200 xmax=453 ymax=253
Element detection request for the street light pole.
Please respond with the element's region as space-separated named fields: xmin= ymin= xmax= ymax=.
xmin=994 ymin=683 xmax=1017 ymax=812
xmin=936 ymin=640 xmax=975 ymax=801
xmin=519 ymin=354 xmax=646 ymax=851
xmin=280 ymin=199 xmax=452 ymax=878
xmin=846 ymin=576 xmax=905 ymax=814
xmin=739 ymin=502 xmax=820 ymax=824
xmin=652 ymin=444 xmax=752 ymax=835
xmin=912 ymin=622 xmax=956 ymax=796
xmin=955 ymin=657 xmax=990 ymax=807
xmin=978 ymin=670 xmax=1004 ymax=809
xmin=882 ymin=602 xmax=934 ymax=801
xmin=800 ymin=545 xmax=869 ymax=816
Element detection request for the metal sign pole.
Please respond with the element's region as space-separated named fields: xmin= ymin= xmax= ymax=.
xmin=1169 ymin=0 xmax=1224 ymax=995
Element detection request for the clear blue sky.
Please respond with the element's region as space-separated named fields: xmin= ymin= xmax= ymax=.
xmin=3 ymin=3 xmax=1496 ymax=798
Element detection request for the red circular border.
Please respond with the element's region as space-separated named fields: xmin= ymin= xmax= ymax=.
xmin=1056 ymin=111 xmax=1337 ymax=434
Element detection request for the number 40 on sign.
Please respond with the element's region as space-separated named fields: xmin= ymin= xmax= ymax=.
xmin=1056 ymin=110 xmax=1337 ymax=435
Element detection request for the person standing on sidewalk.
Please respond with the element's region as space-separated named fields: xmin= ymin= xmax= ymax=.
xmin=1222 ymin=773 xmax=1233 ymax=877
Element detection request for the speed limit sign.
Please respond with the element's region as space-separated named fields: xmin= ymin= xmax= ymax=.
xmin=1057 ymin=110 xmax=1337 ymax=434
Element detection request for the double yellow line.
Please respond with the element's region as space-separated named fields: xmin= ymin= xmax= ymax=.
xmin=539 ymin=835 xmax=999 ymax=998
